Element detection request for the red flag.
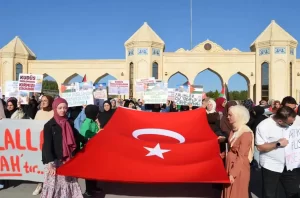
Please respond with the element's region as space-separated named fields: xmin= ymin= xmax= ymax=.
xmin=57 ymin=108 xmax=229 ymax=183
xmin=82 ymin=74 xmax=87 ymax=82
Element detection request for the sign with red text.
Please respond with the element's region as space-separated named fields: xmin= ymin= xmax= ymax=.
xmin=18 ymin=74 xmax=43 ymax=92
xmin=108 ymin=80 xmax=129 ymax=95
xmin=285 ymin=124 xmax=300 ymax=171
xmin=0 ymin=119 xmax=46 ymax=182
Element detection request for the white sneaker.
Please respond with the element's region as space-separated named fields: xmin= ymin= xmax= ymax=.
xmin=32 ymin=183 xmax=42 ymax=195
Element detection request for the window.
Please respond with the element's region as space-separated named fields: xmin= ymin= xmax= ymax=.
xmin=290 ymin=63 xmax=292 ymax=96
xmin=152 ymin=62 xmax=158 ymax=79
xmin=129 ymin=63 xmax=134 ymax=97
xmin=261 ymin=62 xmax=269 ymax=100
xmin=16 ymin=63 xmax=23 ymax=81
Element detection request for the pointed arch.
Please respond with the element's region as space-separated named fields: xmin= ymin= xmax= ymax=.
xmin=63 ymin=73 xmax=83 ymax=84
xmin=42 ymin=73 xmax=59 ymax=96
xmin=168 ymin=71 xmax=189 ymax=88
xmin=228 ymin=72 xmax=250 ymax=100
xmin=193 ymin=68 xmax=223 ymax=92
xmin=94 ymin=73 xmax=117 ymax=85
xmin=195 ymin=68 xmax=224 ymax=85
xmin=168 ymin=71 xmax=188 ymax=82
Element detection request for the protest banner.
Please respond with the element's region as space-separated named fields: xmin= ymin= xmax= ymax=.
xmin=93 ymin=83 xmax=107 ymax=100
xmin=0 ymin=119 xmax=46 ymax=182
xmin=174 ymin=84 xmax=203 ymax=106
xmin=167 ymin=88 xmax=175 ymax=101
xmin=5 ymin=81 xmax=29 ymax=104
xmin=60 ymin=82 xmax=94 ymax=107
xmin=135 ymin=78 xmax=156 ymax=93
xmin=285 ymin=126 xmax=300 ymax=171
xmin=174 ymin=92 xmax=202 ymax=106
xmin=18 ymin=74 xmax=43 ymax=92
xmin=108 ymin=80 xmax=129 ymax=95
xmin=143 ymin=82 xmax=168 ymax=104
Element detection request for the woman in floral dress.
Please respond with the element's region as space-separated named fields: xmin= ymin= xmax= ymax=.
xmin=41 ymin=98 xmax=85 ymax=198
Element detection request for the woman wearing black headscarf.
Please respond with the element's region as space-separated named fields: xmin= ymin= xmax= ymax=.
xmin=98 ymin=100 xmax=115 ymax=129
xmin=170 ymin=101 xmax=178 ymax=112
xmin=5 ymin=97 xmax=25 ymax=119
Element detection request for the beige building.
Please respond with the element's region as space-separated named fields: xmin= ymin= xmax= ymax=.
xmin=0 ymin=20 xmax=299 ymax=103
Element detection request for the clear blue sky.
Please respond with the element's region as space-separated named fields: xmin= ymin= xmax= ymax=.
xmin=1 ymin=0 xmax=299 ymax=92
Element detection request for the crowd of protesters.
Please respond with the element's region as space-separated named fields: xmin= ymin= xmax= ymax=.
xmin=0 ymin=93 xmax=300 ymax=198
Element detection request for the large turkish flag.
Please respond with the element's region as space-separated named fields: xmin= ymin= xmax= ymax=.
xmin=57 ymin=107 xmax=229 ymax=183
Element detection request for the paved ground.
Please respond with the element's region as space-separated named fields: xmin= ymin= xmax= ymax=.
xmin=0 ymin=169 xmax=285 ymax=198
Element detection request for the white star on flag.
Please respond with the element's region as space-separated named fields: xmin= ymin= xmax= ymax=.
xmin=144 ymin=143 xmax=170 ymax=159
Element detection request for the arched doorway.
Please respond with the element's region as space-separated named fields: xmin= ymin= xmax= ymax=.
xmin=228 ymin=72 xmax=249 ymax=100
xmin=94 ymin=73 xmax=117 ymax=86
xmin=194 ymin=68 xmax=223 ymax=99
xmin=168 ymin=72 xmax=189 ymax=88
xmin=42 ymin=74 xmax=59 ymax=97
xmin=63 ymin=73 xmax=84 ymax=84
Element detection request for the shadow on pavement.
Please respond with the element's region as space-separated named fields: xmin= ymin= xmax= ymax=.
xmin=96 ymin=182 xmax=219 ymax=198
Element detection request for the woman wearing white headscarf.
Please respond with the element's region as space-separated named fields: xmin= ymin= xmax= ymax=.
xmin=222 ymin=105 xmax=254 ymax=198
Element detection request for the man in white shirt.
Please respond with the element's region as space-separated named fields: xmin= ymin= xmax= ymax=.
xmin=256 ymin=106 xmax=298 ymax=198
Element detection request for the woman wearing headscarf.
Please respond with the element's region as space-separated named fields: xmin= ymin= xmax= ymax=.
xmin=220 ymin=101 xmax=238 ymax=135
xmin=98 ymin=100 xmax=115 ymax=129
xmin=5 ymin=97 xmax=24 ymax=119
xmin=80 ymin=105 xmax=102 ymax=197
xmin=41 ymin=98 xmax=85 ymax=198
xmin=32 ymin=95 xmax=54 ymax=196
xmin=22 ymin=97 xmax=38 ymax=119
xmin=216 ymin=97 xmax=227 ymax=114
xmin=222 ymin=105 xmax=254 ymax=198
xmin=206 ymin=99 xmax=223 ymax=136
xmin=169 ymin=101 xmax=178 ymax=112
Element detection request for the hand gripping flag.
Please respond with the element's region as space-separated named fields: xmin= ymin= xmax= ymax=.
xmin=57 ymin=107 xmax=229 ymax=183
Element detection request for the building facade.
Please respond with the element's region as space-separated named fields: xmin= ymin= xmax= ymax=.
xmin=0 ymin=20 xmax=299 ymax=102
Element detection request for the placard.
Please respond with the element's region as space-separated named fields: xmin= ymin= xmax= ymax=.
xmin=108 ymin=80 xmax=129 ymax=95
xmin=0 ymin=119 xmax=46 ymax=182
xmin=143 ymin=82 xmax=168 ymax=104
xmin=18 ymin=74 xmax=43 ymax=92
xmin=285 ymin=125 xmax=300 ymax=171
xmin=60 ymin=82 xmax=94 ymax=107
xmin=5 ymin=81 xmax=29 ymax=104
xmin=93 ymin=83 xmax=107 ymax=100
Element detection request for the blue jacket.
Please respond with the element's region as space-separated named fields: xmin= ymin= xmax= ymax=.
xmin=74 ymin=109 xmax=86 ymax=132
